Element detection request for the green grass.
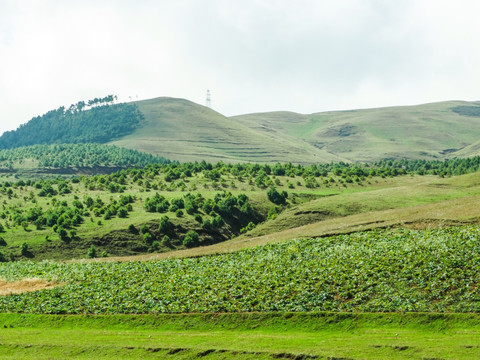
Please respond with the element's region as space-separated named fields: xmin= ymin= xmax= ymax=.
xmin=1 ymin=313 xmax=480 ymax=359
xmin=3 ymin=168 xmax=480 ymax=262
xmin=241 ymin=172 xmax=480 ymax=239
xmin=232 ymin=100 xmax=480 ymax=163
xmin=5 ymin=97 xmax=480 ymax=165
xmin=110 ymin=98 xmax=340 ymax=164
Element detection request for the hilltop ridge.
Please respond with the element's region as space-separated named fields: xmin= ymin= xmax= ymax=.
xmin=3 ymin=96 xmax=480 ymax=164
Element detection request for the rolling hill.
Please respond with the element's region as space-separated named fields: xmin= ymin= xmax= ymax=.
xmin=112 ymin=98 xmax=480 ymax=163
xmin=109 ymin=97 xmax=342 ymax=164
xmin=231 ymin=100 xmax=480 ymax=162
xmin=3 ymin=96 xmax=480 ymax=164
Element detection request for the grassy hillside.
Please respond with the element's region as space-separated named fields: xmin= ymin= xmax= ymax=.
xmin=1 ymin=158 xmax=480 ymax=262
xmin=232 ymin=100 xmax=480 ymax=162
xmin=111 ymin=97 xmax=480 ymax=164
xmin=110 ymin=97 xmax=342 ymax=164
xmin=4 ymin=96 xmax=480 ymax=164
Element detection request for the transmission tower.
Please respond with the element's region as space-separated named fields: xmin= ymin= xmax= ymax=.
xmin=205 ymin=89 xmax=211 ymax=108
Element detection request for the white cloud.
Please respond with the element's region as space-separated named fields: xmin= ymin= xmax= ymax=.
xmin=1 ymin=0 xmax=480 ymax=135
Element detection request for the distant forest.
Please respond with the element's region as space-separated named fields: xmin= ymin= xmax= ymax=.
xmin=0 ymin=143 xmax=170 ymax=169
xmin=0 ymin=95 xmax=144 ymax=149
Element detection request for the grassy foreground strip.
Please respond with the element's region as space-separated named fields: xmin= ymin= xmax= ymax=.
xmin=1 ymin=312 xmax=480 ymax=359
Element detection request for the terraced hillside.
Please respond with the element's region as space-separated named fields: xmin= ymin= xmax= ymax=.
xmin=232 ymin=100 xmax=480 ymax=162
xmin=111 ymin=97 xmax=480 ymax=163
xmin=110 ymin=97 xmax=342 ymax=164
xmin=3 ymin=96 xmax=480 ymax=164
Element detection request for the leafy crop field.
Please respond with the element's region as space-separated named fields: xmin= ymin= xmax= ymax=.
xmin=1 ymin=226 xmax=480 ymax=314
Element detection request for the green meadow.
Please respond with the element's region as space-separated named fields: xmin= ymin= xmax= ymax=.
xmin=2 ymin=98 xmax=480 ymax=359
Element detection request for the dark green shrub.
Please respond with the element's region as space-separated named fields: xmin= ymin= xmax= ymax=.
xmin=87 ymin=245 xmax=97 ymax=259
xmin=144 ymin=232 xmax=153 ymax=245
xmin=57 ymin=227 xmax=69 ymax=242
xmin=171 ymin=198 xmax=184 ymax=209
xmin=20 ymin=242 xmax=29 ymax=256
xmin=159 ymin=216 xmax=174 ymax=233
xmin=267 ymin=187 xmax=287 ymax=205
xmin=162 ymin=235 xmax=171 ymax=247
xmin=184 ymin=200 xmax=196 ymax=215
xmin=169 ymin=204 xmax=179 ymax=212
xmin=240 ymin=221 xmax=256 ymax=233
xmin=151 ymin=241 xmax=160 ymax=251
xmin=212 ymin=215 xmax=224 ymax=228
xmin=183 ymin=230 xmax=199 ymax=248
xmin=117 ymin=207 xmax=128 ymax=218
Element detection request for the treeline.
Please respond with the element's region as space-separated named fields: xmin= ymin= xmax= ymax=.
xmin=0 ymin=96 xmax=144 ymax=149
xmin=452 ymin=105 xmax=480 ymax=117
xmin=374 ymin=157 xmax=480 ymax=176
xmin=106 ymin=155 xmax=480 ymax=182
xmin=0 ymin=144 xmax=170 ymax=169
xmin=1 ymin=156 xmax=479 ymax=190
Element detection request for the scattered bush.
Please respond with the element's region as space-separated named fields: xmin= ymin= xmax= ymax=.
xmin=183 ymin=230 xmax=199 ymax=248
xmin=128 ymin=224 xmax=137 ymax=234
xmin=20 ymin=242 xmax=29 ymax=257
xmin=159 ymin=216 xmax=174 ymax=233
xmin=151 ymin=241 xmax=160 ymax=251
xmin=87 ymin=245 xmax=97 ymax=259
xmin=162 ymin=235 xmax=171 ymax=247
xmin=144 ymin=232 xmax=153 ymax=245
xmin=267 ymin=187 xmax=287 ymax=205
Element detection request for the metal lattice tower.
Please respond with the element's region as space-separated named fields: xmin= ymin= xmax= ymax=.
xmin=205 ymin=89 xmax=211 ymax=108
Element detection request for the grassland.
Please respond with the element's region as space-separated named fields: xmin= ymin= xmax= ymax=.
xmin=2 ymin=160 xmax=480 ymax=359
xmin=1 ymin=313 xmax=480 ymax=359
xmin=4 ymin=96 xmax=480 ymax=164
xmin=110 ymin=98 xmax=341 ymax=164
xmin=2 ymin=160 xmax=480 ymax=262
xmin=232 ymin=100 xmax=480 ymax=162
xmin=106 ymin=97 xmax=480 ymax=164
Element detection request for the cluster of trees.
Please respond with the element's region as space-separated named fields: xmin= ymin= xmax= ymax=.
xmin=144 ymin=191 xmax=255 ymax=229
xmin=452 ymin=105 xmax=480 ymax=117
xmin=2 ymin=183 xmax=136 ymax=243
xmin=0 ymin=144 xmax=169 ymax=169
xmin=3 ymin=154 xmax=480 ymax=260
xmin=2 ymin=156 xmax=480 ymax=201
xmin=3 ymin=156 xmax=480 ymax=205
xmin=374 ymin=157 xmax=480 ymax=176
xmin=0 ymin=96 xmax=144 ymax=149
xmin=130 ymin=156 xmax=480 ymax=182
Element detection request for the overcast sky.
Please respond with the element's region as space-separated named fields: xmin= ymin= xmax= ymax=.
xmin=1 ymin=0 xmax=480 ymax=135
